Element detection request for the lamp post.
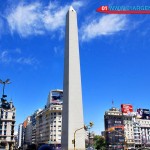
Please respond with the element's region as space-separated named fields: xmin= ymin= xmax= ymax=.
xmin=73 ymin=122 xmax=94 ymax=150
xmin=0 ymin=79 xmax=11 ymax=98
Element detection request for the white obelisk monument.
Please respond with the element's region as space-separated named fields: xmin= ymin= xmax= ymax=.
xmin=61 ymin=6 xmax=85 ymax=150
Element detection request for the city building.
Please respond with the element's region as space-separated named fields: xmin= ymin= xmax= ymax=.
xmin=104 ymin=105 xmax=150 ymax=150
xmin=0 ymin=98 xmax=16 ymax=150
xmin=133 ymin=109 xmax=150 ymax=149
xmin=121 ymin=104 xmax=135 ymax=149
xmin=31 ymin=109 xmax=42 ymax=145
xmin=104 ymin=107 xmax=124 ymax=150
xmin=24 ymin=116 xmax=32 ymax=146
xmin=22 ymin=116 xmax=32 ymax=150
xmin=36 ymin=89 xmax=63 ymax=148
xmin=17 ymin=123 xmax=23 ymax=149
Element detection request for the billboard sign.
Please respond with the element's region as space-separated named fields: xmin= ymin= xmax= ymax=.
xmin=143 ymin=109 xmax=150 ymax=119
xmin=137 ymin=109 xmax=150 ymax=119
xmin=136 ymin=108 xmax=150 ymax=119
xmin=121 ymin=104 xmax=133 ymax=114
xmin=51 ymin=91 xmax=63 ymax=104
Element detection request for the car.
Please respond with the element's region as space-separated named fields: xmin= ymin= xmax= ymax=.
xmin=38 ymin=144 xmax=52 ymax=150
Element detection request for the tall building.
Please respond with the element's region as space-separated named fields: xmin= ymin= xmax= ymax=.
xmin=17 ymin=123 xmax=23 ymax=149
xmin=17 ymin=109 xmax=42 ymax=150
xmin=24 ymin=116 xmax=32 ymax=146
xmin=22 ymin=116 xmax=32 ymax=150
xmin=104 ymin=105 xmax=150 ymax=149
xmin=61 ymin=6 xmax=85 ymax=150
xmin=36 ymin=104 xmax=62 ymax=147
xmin=133 ymin=109 xmax=150 ymax=149
xmin=0 ymin=98 xmax=16 ymax=150
xmin=31 ymin=109 xmax=42 ymax=145
xmin=104 ymin=107 xmax=124 ymax=150
xmin=123 ymin=114 xmax=135 ymax=149
xmin=36 ymin=90 xmax=63 ymax=148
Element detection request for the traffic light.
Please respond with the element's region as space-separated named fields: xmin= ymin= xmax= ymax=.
xmin=89 ymin=122 xmax=94 ymax=127
xmin=72 ymin=140 xmax=75 ymax=144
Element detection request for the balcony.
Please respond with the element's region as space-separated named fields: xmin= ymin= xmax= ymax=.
xmin=0 ymin=117 xmax=15 ymax=121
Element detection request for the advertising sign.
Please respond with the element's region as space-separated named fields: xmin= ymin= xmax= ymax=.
xmin=136 ymin=108 xmax=150 ymax=119
xmin=51 ymin=91 xmax=63 ymax=104
xmin=121 ymin=104 xmax=133 ymax=114
xmin=136 ymin=108 xmax=143 ymax=119
xmin=142 ymin=109 xmax=150 ymax=119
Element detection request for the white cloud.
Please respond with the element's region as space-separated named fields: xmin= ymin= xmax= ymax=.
xmin=6 ymin=1 xmax=84 ymax=37
xmin=53 ymin=46 xmax=63 ymax=56
xmin=0 ymin=50 xmax=38 ymax=66
xmin=81 ymin=15 xmax=128 ymax=41
xmin=16 ymin=57 xmax=38 ymax=65
xmin=7 ymin=3 xmax=44 ymax=37
xmin=0 ymin=50 xmax=12 ymax=63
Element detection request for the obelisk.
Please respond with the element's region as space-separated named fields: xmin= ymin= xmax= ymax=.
xmin=61 ymin=6 xmax=85 ymax=150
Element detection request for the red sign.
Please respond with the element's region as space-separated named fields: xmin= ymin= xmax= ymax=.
xmin=121 ymin=104 xmax=133 ymax=113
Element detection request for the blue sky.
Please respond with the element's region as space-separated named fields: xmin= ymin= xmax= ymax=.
xmin=0 ymin=0 xmax=150 ymax=134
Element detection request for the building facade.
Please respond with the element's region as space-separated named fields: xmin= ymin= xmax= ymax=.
xmin=17 ymin=89 xmax=63 ymax=149
xmin=31 ymin=109 xmax=42 ymax=145
xmin=17 ymin=123 xmax=23 ymax=149
xmin=36 ymin=104 xmax=62 ymax=147
xmin=36 ymin=90 xmax=63 ymax=148
xmin=104 ymin=105 xmax=150 ymax=149
xmin=104 ymin=107 xmax=125 ymax=150
xmin=134 ymin=118 xmax=150 ymax=149
xmin=0 ymin=98 xmax=16 ymax=150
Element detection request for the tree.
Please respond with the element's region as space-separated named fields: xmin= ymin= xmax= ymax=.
xmin=93 ymin=135 xmax=106 ymax=150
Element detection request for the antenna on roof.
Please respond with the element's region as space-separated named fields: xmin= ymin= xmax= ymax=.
xmin=112 ymin=99 xmax=114 ymax=107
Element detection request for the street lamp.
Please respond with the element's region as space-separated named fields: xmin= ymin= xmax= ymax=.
xmin=0 ymin=79 xmax=11 ymax=98
xmin=73 ymin=122 xmax=94 ymax=150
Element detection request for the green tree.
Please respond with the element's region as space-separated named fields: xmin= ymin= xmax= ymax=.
xmin=93 ymin=135 xmax=106 ymax=150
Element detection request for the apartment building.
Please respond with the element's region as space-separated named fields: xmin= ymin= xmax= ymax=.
xmin=123 ymin=115 xmax=135 ymax=149
xmin=104 ymin=107 xmax=124 ymax=150
xmin=134 ymin=118 xmax=150 ymax=149
xmin=36 ymin=89 xmax=63 ymax=148
xmin=104 ymin=105 xmax=150 ymax=150
xmin=0 ymin=98 xmax=16 ymax=150
xmin=36 ymin=102 xmax=62 ymax=148
xmin=17 ymin=89 xmax=63 ymax=149
xmin=31 ymin=109 xmax=42 ymax=145
xmin=17 ymin=123 xmax=23 ymax=149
